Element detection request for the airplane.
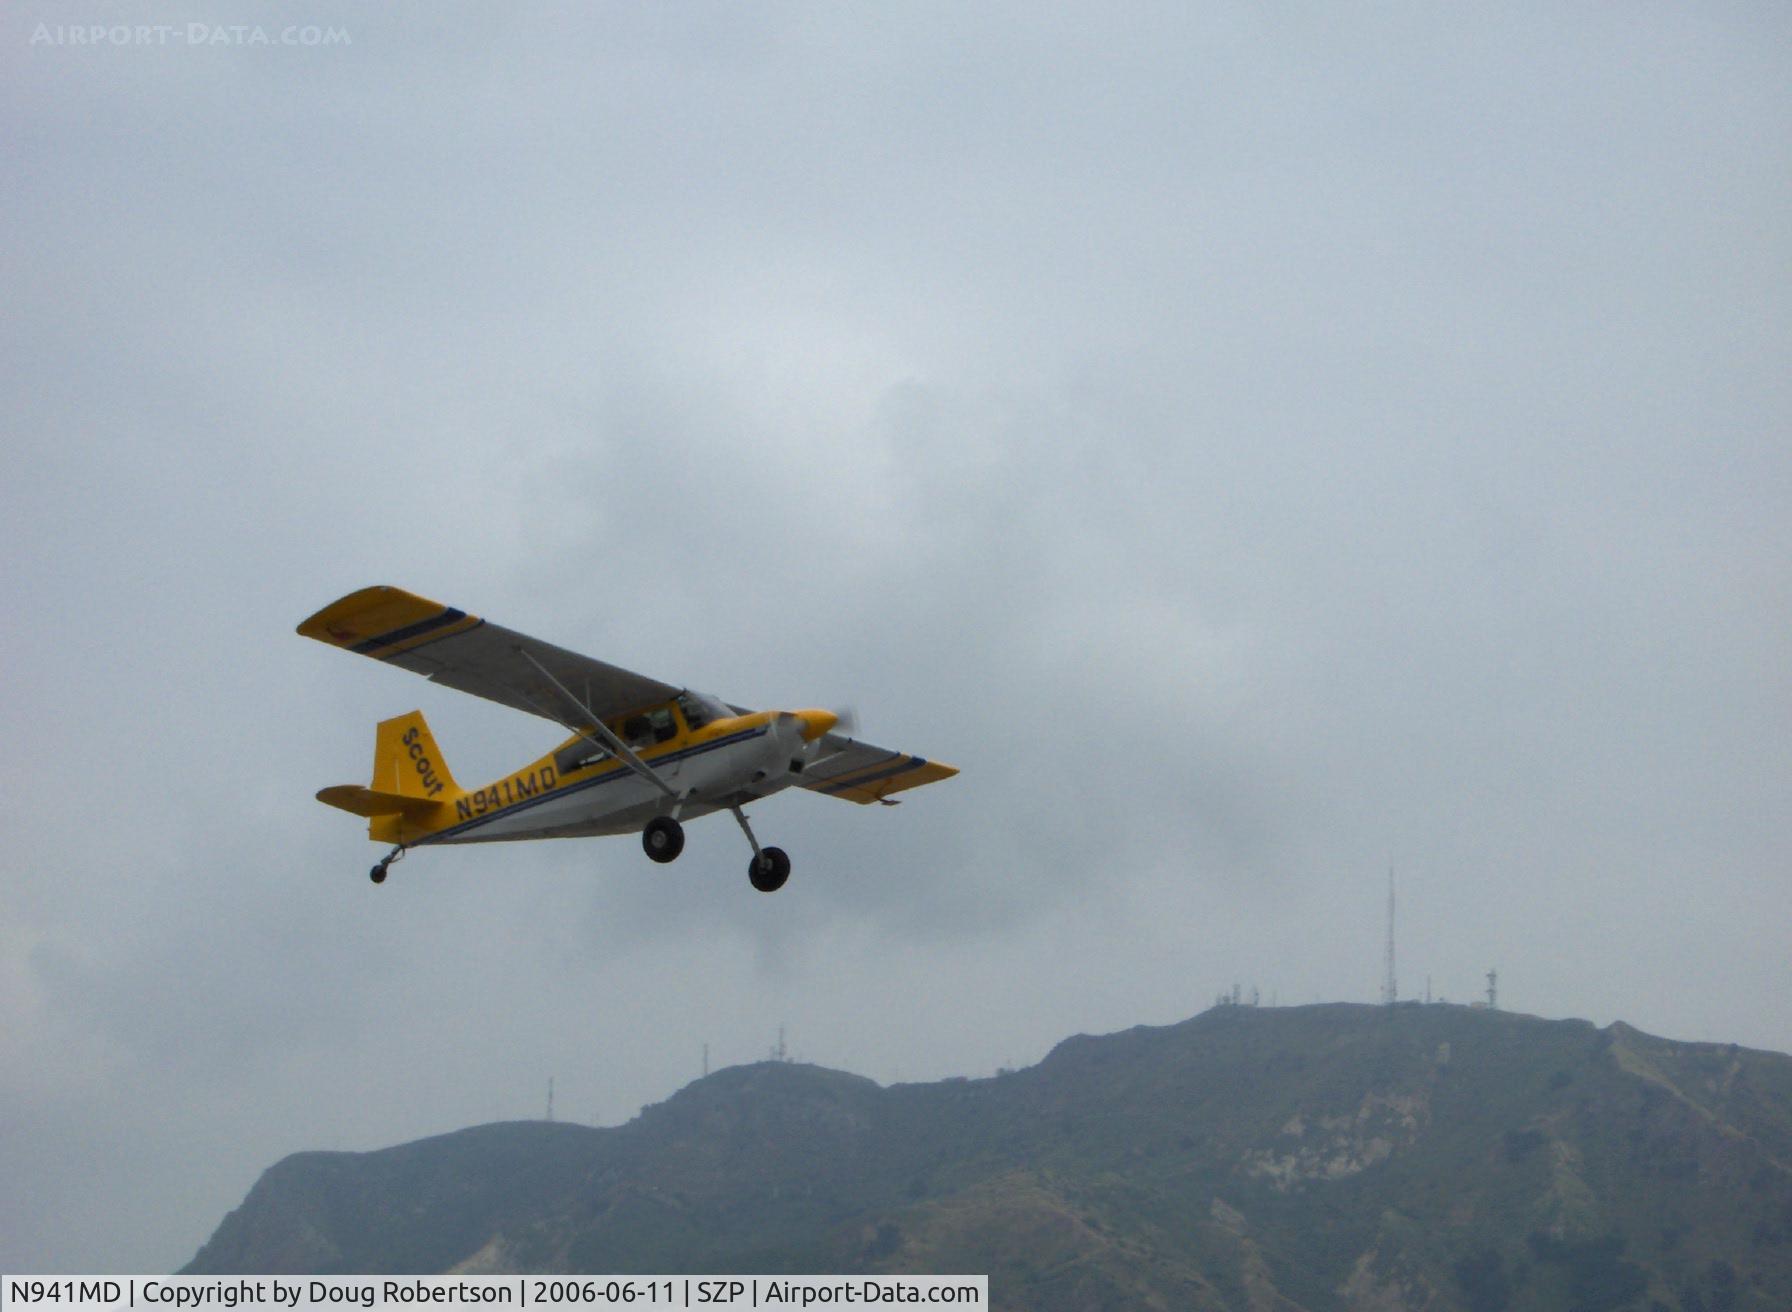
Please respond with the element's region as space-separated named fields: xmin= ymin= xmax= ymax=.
xmin=298 ymin=585 xmax=958 ymax=891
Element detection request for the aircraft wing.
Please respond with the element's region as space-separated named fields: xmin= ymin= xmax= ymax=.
xmin=297 ymin=585 xmax=680 ymax=728
xmin=798 ymin=734 xmax=958 ymax=805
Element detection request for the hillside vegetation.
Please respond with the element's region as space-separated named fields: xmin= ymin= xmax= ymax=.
xmin=184 ymin=1003 xmax=1792 ymax=1311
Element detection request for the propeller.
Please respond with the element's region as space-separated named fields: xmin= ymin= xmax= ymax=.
xmin=770 ymin=706 xmax=858 ymax=773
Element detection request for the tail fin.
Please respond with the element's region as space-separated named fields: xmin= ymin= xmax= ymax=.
xmin=371 ymin=709 xmax=463 ymax=802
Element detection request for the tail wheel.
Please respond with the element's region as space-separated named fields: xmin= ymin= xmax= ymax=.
xmin=748 ymin=846 xmax=791 ymax=893
xmin=643 ymin=815 xmax=686 ymax=864
xmin=369 ymin=846 xmax=404 ymax=885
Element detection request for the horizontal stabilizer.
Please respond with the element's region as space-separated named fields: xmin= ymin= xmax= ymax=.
xmin=316 ymin=784 xmax=440 ymax=818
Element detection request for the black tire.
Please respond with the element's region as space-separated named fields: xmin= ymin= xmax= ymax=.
xmin=643 ymin=815 xmax=685 ymax=864
xmin=748 ymin=846 xmax=791 ymax=893
xmin=370 ymin=865 xmax=387 ymax=884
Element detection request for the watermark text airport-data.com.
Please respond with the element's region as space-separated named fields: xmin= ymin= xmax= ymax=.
xmin=29 ymin=23 xmax=351 ymax=48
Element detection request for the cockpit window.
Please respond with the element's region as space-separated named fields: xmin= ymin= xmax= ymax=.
xmin=677 ymin=691 xmax=731 ymax=731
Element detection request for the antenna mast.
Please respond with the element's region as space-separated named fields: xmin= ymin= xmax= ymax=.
xmin=1486 ymin=968 xmax=1498 ymax=1010
xmin=1382 ymin=866 xmax=1397 ymax=1007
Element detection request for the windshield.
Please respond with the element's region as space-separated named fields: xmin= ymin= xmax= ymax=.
xmin=677 ymin=691 xmax=733 ymax=730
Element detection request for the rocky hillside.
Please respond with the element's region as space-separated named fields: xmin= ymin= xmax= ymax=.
xmin=184 ymin=1003 xmax=1792 ymax=1311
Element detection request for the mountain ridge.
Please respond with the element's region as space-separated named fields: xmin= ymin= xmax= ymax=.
xmin=184 ymin=1003 xmax=1792 ymax=1311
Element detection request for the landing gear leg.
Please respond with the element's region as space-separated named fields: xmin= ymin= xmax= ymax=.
xmin=370 ymin=846 xmax=405 ymax=884
xmin=729 ymin=805 xmax=790 ymax=893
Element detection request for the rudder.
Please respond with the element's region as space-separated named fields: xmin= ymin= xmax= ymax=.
xmin=372 ymin=710 xmax=463 ymax=802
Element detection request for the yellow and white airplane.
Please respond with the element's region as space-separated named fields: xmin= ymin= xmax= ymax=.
xmin=299 ymin=586 xmax=958 ymax=891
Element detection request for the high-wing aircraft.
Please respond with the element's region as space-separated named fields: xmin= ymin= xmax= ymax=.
xmin=299 ymin=586 xmax=958 ymax=891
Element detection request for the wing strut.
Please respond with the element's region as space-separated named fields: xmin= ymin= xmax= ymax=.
xmin=514 ymin=648 xmax=679 ymax=800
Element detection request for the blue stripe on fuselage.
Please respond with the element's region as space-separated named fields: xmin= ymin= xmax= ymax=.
xmin=419 ymin=722 xmax=771 ymax=845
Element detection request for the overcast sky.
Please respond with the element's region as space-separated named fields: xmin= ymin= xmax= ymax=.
xmin=4 ymin=0 xmax=1788 ymax=1274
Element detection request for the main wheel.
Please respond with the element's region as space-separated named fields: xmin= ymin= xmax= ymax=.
xmin=370 ymin=864 xmax=388 ymax=884
xmin=748 ymin=846 xmax=791 ymax=893
xmin=642 ymin=815 xmax=686 ymax=864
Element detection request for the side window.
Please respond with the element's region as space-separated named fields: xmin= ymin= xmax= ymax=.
xmin=618 ymin=705 xmax=679 ymax=748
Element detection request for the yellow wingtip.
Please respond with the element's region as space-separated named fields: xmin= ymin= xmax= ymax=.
xmin=298 ymin=585 xmax=436 ymax=641
xmin=297 ymin=586 xmax=479 ymax=658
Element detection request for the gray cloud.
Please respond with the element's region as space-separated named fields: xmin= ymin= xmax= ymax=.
xmin=3 ymin=0 xmax=1788 ymax=1273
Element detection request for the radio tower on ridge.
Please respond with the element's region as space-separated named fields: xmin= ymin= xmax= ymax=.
xmin=1382 ymin=867 xmax=1397 ymax=1007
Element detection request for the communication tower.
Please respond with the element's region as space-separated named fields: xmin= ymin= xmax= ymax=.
xmin=546 ymin=1076 xmax=555 ymax=1123
xmin=1486 ymin=968 xmax=1498 ymax=1010
xmin=1382 ymin=867 xmax=1397 ymax=1006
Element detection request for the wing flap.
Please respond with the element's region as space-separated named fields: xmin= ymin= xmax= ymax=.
xmin=299 ymin=585 xmax=680 ymax=728
xmin=799 ymin=736 xmax=959 ymax=805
